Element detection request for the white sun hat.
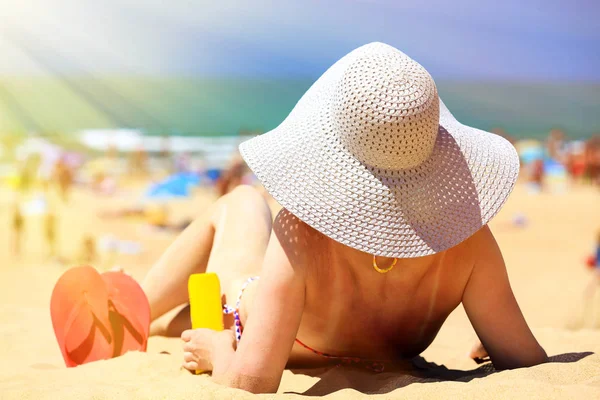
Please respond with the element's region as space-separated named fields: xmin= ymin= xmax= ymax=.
xmin=240 ymin=42 xmax=519 ymax=258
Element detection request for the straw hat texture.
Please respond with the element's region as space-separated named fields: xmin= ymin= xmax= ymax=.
xmin=240 ymin=42 xmax=519 ymax=258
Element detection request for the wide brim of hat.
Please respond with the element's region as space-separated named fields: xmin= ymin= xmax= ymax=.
xmin=240 ymin=97 xmax=519 ymax=258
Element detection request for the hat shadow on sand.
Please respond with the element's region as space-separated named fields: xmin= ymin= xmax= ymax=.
xmin=289 ymin=352 xmax=593 ymax=396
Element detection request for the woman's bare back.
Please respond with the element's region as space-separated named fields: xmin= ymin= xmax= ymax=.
xmin=240 ymin=210 xmax=478 ymax=367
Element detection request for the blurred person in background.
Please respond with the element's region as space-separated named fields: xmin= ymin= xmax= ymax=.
xmin=584 ymin=230 xmax=600 ymax=325
xmin=129 ymin=146 xmax=149 ymax=177
xmin=215 ymin=152 xmax=249 ymax=197
xmin=529 ymin=158 xmax=545 ymax=191
xmin=174 ymin=152 xmax=188 ymax=173
xmin=17 ymin=156 xmax=37 ymax=196
xmin=585 ymin=135 xmax=600 ymax=186
xmin=160 ymin=136 xmax=173 ymax=174
xmin=565 ymin=141 xmax=587 ymax=184
xmin=11 ymin=202 xmax=24 ymax=256
xmin=53 ymin=156 xmax=74 ymax=202
xmin=44 ymin=209 xmax=57 ymax=258
xmin=78 ymin=235 xmax=98 ymax=265
xmin=547 ymin=128 xmax=567 ymax=164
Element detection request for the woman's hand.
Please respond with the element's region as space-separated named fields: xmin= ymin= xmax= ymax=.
xmin=181 ymin=329 xmax=235 ymax=373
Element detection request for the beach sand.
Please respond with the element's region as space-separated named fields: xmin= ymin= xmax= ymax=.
xmin=1 ymin=183 xmax=599 ymax=399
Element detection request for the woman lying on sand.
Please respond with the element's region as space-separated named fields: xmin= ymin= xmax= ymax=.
xmin=142 ymin=43 xmax=548 ymax=394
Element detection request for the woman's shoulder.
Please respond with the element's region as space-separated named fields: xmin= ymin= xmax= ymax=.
xmin=449 ymin=224 xmax=501 ymax=264
xmin=273 ymin=208 xmax=330 ymax=262
xmin=467 ymin=225 xmax=497 ymax=248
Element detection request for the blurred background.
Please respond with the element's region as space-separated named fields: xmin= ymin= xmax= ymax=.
xmin=0 ymin=0 xmax=599 ymax=375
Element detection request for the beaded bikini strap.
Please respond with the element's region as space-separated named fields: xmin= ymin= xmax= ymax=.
xmin=223 ymin=276 xmax=259 ymax=342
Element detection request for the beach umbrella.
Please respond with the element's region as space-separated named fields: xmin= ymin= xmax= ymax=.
xmin=144 ymin=172 xmax=201 ymax=200
xmin=544 ymin=159 xmax=567 ymax=177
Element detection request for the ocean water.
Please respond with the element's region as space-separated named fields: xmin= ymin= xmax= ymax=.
xmin=0 ymin=77 xmax=598 ymax=140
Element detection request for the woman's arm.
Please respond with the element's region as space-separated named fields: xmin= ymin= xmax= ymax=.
xmin=462 ymin=225 xmax=548 ymax=370
xmin=213 ymin=222 xmax=307 ymax=393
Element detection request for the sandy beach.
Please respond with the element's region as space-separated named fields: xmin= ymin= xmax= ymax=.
xmin=1 ymin=182 xmax=599 ymax=399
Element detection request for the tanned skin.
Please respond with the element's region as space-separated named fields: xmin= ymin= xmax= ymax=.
xmin=143 ymin=185 xmax=547 ymax=394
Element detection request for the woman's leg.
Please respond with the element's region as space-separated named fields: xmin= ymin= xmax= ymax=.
xmin=142 ymin=185 xmax=273 ymax=325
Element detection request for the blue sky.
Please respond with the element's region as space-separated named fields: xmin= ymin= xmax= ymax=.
xmin=0 ymin=0 xmax=598 ymax=80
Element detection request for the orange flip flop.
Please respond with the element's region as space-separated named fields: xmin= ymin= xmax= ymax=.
xmin=50 ymin=266 xmax=150 ymax=367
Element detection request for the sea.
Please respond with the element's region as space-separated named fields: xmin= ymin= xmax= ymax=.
xmin=0 ymin=77 xmax=598 ymax=141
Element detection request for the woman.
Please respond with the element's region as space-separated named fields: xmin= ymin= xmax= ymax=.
xmin=142 ymin=43 xmax=547 ymax=394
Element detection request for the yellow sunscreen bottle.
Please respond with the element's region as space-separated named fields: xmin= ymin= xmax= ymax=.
xmin=188 ymin=273 xmax=224 ymax=374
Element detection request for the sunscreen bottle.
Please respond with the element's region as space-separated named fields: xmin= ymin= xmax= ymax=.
xmin=188 ymin=273 xmax=224 ymax=374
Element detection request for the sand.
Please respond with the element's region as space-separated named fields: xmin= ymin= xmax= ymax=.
xmin=1 ymin=182 xmax=599 ymax=399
